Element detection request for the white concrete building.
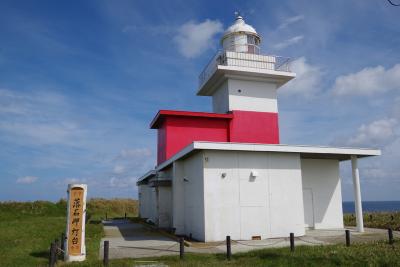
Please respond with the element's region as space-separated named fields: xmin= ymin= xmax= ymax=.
xmin=137 ymin=15 xmax=381 ymax=242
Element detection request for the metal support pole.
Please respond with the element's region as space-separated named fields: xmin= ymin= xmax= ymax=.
xmin=60 ymin=233 xmax=65 ymax=259
xmin=49 ymin=242 xmax=53 ymax=267
xmin=125 ymin=212 xmax=127 ymax=219
xmin=345 ymin=230 xmax=351 ymax=247
xmin=60 ymin=233 xmax=65 ymax=252
xmin=351 ymin=155 xmax=364 ymax=232
xmin=105 ymin=212 xmax=108 ymax=220
xmin=52 ymin=242 xmax=57 ymax=266
xmin=290 ymin=233 xmax=295 ymax=252
xmin=49 ymin=242 xmax=56 ymax=267
xmin=54 ymin=239 xmax=59 ymax=259
xmin=103 ymin=240 xmax=109 ymax=266
xmin=179 ymin=238 xmax=184 ymax=259
xmin=388 ymin=228 xmax=394 ymax=245
xmin=226 ymin=236 xmax=231 ymax=260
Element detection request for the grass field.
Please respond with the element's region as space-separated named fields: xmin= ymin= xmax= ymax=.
xmin=0 ymin=199 xmax=136 ymax=267
xmin=0 ymin=200 xmax=399 ymax=267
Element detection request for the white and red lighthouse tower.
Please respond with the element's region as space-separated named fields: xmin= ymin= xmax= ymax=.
xmin=139 ymin=14 xmax=380 ymax=241
xmin=198 ymin=14 xmax=295 ymax=144
xmin=151 ymin=14 xmax=295 ymax=165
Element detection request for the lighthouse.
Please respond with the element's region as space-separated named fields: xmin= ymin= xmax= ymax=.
xmin=137 ymin=15 xmax=380 ymax=242
xmin=198 ymin=14 xmax=295 ymax=144
xmin=150 ymin=15 xmax=296 ymax=165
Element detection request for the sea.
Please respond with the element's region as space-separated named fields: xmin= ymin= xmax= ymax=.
xmin=342 ymin=201 xmax=400 ymax=214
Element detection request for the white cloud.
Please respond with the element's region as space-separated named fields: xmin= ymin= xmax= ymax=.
xmin=347 ymin=118 xmax=398 ymax=147
xmin=16 ymin=176 xmax=38 ymax=184
xmin=0 ymin=121 xmax=80 ymax=145
xmin=109 ymin=176 xmax=136 ymax=188
xmin=278 ymin=15 xmax=305 ymax=30
xmin=280 ymin=57 xmax=322 ymax=97
xmin=55 ymin=177 xmax=101 ymax=190
xmin=63 ymin=177 xmax=86 ymax=184
xmin=0 ymin=88 xmax=82 ymax=146
xmin=112 ymin=148 xmax=154 ymax=181
xmin=393 ymin=97 xmax=400 ymax=115
xmin=113 ymin=165 xmax=125 ymax=174
xmin=0 ymin=88 xmax=66 ymax=116
xmin=364 ymin=168 xmax=385 ymax=179
xmin=122 ymin=25 xmax=173 ymax=35
xmin=116 ymin=148 xmax=152 ymax=160
xmin=273 ymin=35 xmax=304 ymax=50
xmin=332 ymin=64 xmax=400 ymax=96
xmin=174 ymin=19 xmax=223 ymax=58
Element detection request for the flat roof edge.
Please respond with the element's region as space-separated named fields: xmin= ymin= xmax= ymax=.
xmin=197 ymin=66 xmax=296 ymax=96
xmin=150 ymin=110 xmax=233 ymax=129
xmin=153 ymin=141 xmax=381 ymax=173
xmin=192 ymin=142 xmax=381 ymax=156
xmin=136 ymin=170 xmax=156 ymax=184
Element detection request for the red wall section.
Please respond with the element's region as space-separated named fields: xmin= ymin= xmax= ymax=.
xmin=157 ymin=116 xmax=230 ymax=164
xmin=153 ymin=110 xmax=280 ymax=165
xmin=157 ymin=121 xmax=167 ymax=164
xmin=229 ymin=110 xmax=279 ymax=144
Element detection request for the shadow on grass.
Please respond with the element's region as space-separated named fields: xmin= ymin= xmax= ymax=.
xmin=30 ymin=250 xmax=49 ymax=259
xmin=252 ymin=249 xmax=345 ymax=266
xmin=255 ymin=252 xmax=283 ymax=260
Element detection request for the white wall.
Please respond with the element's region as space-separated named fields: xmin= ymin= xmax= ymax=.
xmin=203 ymin=151 xmax=241 ymax=241
xmin=158 ymin=186 xmax=172 ymax=228
xmin=182 ymin=151 xmax=205 ymax=241
xmin=212 ymin=81 xmax=229 ymax=113
xmin=155 ymin=168 xmax=173 ymax=228
xmin=138 ymin=184 xmax=150 ymax=219
xmin=138 ymin=185 xmax=144 ymax=218
xmin=172 ymin=160 xmax=185 ymax=234
xmin=268 ymin=153 xmax=305 ymax=237
xmin=138 ymin=167 xmax=173 ymax=227
xmin=301 ymin=159 xmax=344 ymax=229
xmin=212 ymin=79 xmax=278 ymax=113
xmin=138 ymin=184 xmax=158 ymax=223
xmin=203 ymin=150 xmax=305 ymax=242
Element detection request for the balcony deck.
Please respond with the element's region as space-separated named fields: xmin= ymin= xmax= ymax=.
xmin=198 ymin=51 xmax=294 ymax=92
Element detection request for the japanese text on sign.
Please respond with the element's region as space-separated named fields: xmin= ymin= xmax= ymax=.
xmin=67 ymin=187 xmax=84 ymax=255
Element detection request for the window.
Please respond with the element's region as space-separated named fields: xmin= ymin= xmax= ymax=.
xmin=247 ymin=35 xmax=260 ymax=54
xmin=247 ymin=35 xmax=255 ymax=45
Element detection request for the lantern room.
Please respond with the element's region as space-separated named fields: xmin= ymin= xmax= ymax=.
xmin=221 ymin=14 xmax=261 ymax=54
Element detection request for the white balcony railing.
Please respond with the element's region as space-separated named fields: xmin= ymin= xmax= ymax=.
xmin=199 ymin=50 xmax=292 ymax=88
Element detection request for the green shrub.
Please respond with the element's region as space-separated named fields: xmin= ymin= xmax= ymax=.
xmin=344 ymin=212 xmax=400 ymax=231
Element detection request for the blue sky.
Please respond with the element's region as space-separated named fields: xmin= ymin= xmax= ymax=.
xmin=1 ymin=0 xmax=399 ymax=201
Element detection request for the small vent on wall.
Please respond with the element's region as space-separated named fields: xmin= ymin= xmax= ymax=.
xmin=252 ymin=236 xmax=261 ymax=240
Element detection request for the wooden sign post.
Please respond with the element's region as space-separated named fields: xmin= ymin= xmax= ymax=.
xmin=64 ymin=184 xmax=87 ymax=262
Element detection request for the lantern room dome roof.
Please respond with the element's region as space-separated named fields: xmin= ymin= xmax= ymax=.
xmin=222 ymin=15 xmax=259 ymax=40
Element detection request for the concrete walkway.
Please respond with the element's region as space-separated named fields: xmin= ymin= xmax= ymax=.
xmin=99 ymin=219 xmax=178 ymax=259
xmin=100 ymin=219 xmax=398 ymax=259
